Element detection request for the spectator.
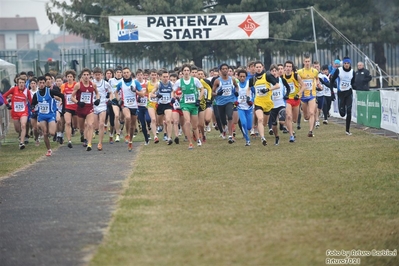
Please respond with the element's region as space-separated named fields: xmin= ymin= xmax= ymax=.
xmin=1 ymin=78 xmax=12 ymax=93
xmin=354 ymin=62 xmax=372 ymax=91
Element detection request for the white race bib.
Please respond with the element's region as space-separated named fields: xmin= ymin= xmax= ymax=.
xmin=303 ymin=79 xmax=313 ymax=90
xmin=184 ymin=94 xmax=195 ymax=103
xmin=66 ymin=94 xmax=74 ymax=105
xmin=255 ymin=85 xmax=267 ymax=96
xmin=340 ymin=81 xmax=350 ymax=90
xmin=39 ymin=102 xmax=50 ymax=114
xmin=124 ymin=96 xmax=136 ymax=107
xmin=14 ymin=102 xmax=25 ymax=112
xmin=80 ymin=92 xmax=91 ymax=104
xmin=138 ymin=96 xmax=148 ymax=107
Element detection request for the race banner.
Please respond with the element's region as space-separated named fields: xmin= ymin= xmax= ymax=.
xmin=380 ymin=90 xmax=399 ymax=133
xmin=108 ymin=12 xmax=269 ymax=43
xmin=356 ymin=90 xmax=381 ymax=128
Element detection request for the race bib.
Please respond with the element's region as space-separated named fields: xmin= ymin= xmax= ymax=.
xmin=340 ymin=81 xmax=350 ymax=90
xmin=184 ymin=94 xmax=195 ymax=103
xmin=14 ymin=102 xmax=25 ymax=112
xmin=124 ymin=96 xmax=136 ymax=107
xmin=255 ymin=85 xmax=266 ymax=96
xmin=173 ymin=100 xmax=180 ymax=109
xmin=80 ymin=92 xmax=91 ymax=104
xmin=38 ymin=102 xmax=50 ymax=114
xmin=303 ymin=79 xmax=313 ymax=90
xmin=138 ymin=96 xmax=148 ymax=106
xmin=239 ymin=94 xmax=246 ymax=103
xmin=66 ymin=94 xmax=74 ymax=105
xmin=222 ymin=88 xmax=231 ymax=96
xmin=272 ymin=90 xmax=282 ymax=100
xmin=288 ymin=83 xmax=295 ymax=95
xmin=160 ymin=94 xmax=171 ymax=104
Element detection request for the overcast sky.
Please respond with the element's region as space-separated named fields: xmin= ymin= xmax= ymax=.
xmin=0 ymin=0 xmax=63 ymax=34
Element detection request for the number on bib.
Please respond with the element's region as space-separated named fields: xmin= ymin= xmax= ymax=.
xmin=14 ymin=102 xmax=25 ymax=112
xmin=184 ymin=94 xmax=195 ymax=103
xmin=80 ymin=92 xmax=91 ymax=104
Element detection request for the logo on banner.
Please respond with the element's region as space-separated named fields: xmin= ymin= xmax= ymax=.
xmin=117 ymin=18 xmax=139 ymax=41
xmin=238 ymin=15 xmax=260 ymax=37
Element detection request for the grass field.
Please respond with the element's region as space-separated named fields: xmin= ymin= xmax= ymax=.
xmin=1 ymin=119 xmax=398 ymax=265
xmin=87 ymin=121 xmax=398 ymax=266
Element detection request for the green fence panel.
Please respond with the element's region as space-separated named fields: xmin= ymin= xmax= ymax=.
xmin=356 ymin=91 xmax=381 ymax=128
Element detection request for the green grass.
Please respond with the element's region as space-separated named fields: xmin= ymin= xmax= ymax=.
xmin=89 ymin=122 xmax=399 ymax=266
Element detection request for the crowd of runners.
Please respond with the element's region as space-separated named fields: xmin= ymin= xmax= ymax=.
xmin=0 ymin=54 xmax=357 ymax=156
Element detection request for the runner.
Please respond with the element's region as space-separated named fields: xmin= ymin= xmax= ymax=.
xmin=150 ymin=69 xmax=174 ymax=145
xmin=236 ymin=69 xmax=253 ymax=146
xmin=3 ymin=76 xmax=32 ymax=149
xmin=108 ymin=67 xmax=123 ymax=143
xmin=146 ymin=69 xmax=160 ymax=143
xmin=92 ymin=67 xmax=112 ymax=151
xmin=28 ymin=78 xmax=40 ymax=146
xmin=248 ymin=61 xmax=280 ymax=146
xmin=71 ymin=68 xmax=100 ymax=151
xmin=282 ymin=60 xmax=305 ymax=142
xmin=31 ymin=76 xmax=65 ymax=156
xmin=330 ymin=56 xmax=356 ymax=135
xmin=115 ymin=67 xmax=144 ymax=151
xmin=297 ymin=55 xmax=321 ymax=137
xmin=212 ymin=63 xmax=239 ymax=144
xmin=172 ymin=64 xmax=204 ymax=149
xmin=136 ymin=69 xmax=151 ymax=145
xmin=61 ymin=70 xmax=78 ymax=148
xmin=197 ymin=68 xmax=213 ymax=143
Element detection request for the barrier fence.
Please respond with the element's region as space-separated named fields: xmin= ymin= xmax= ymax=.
xmin=330 ymin=89 xmax=399 ymax=134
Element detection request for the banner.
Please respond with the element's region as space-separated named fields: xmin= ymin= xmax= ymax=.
xmin=380 ymin=90 xmax=399 ymax=133
xmin=356 ymin=91 xmax=381 ymax=128
xmin=108 ymin=12 xmax=269 ymax=43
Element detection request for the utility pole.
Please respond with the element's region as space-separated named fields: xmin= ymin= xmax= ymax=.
xmin=310 ymin=7 xmax=319 ymax=62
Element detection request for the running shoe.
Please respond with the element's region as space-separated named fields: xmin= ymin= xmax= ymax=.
xmin=68 ymin=141 xmax=73 ymax=148
xmin=86 ymin=144 xmax=92 ymax=151
xmin=228 ymin=136 xmax=234 ymax=144
xmin=275 ymin=136 xmax=280 ymax=146
xmin=197 ymin=139 xmax=202 ymax=147
xmin=154 ymin=136 xmax=159 ymax=143
xmin=307 ymin=131 xmax=314 ymax=137
xmin=250 ymin=129 xmax=255 ymax=136
xmin=188 ymin=143 xmax=193 ymax=150
xmin=53 ymin=135 xmax=57 ymax=142
xmin=315 ymin=121 xmax=320 ymax=129
xmin=163 ymin=135 xmax=168 ymax=141
xmin=125 ymin=135 xmax=130 ymax=143
xmin=297 ymin=125 xmax=301 ymax=130
xmin=83 ymin=139 xmax=88 ymax=147
xmin=206 ymin=125 xmax=211 ymax=132
xmin=245 ymin=141 xmax=251 ymax=146
xmin=261 ymin=137 xmax=267 ymax=146
xmin=19 ymin=143 xmax=25 ymax=150
xmin=80 ymin=135 xmax=85 ymax=143
xmin=174 ymin=137 xmax=180 ymax=144
xmin=167 ymin=139 xmax=173 ymax=145
xmin=289 ymin=136 xmax=295 ymax=143
xmin=115 ymin=134 xmax=120 ymax=142
xmin=128 ymin=142 xmax=133 ymax=152
xmin=59 ymin=137 xmax=64 ymax=145
xmin=282 ymin=127 xmax=289 ymax=134
xmin=35 ymin=139 xmax=40 ymax=147
xmin=144 ymin=141 xmax=150 ymax=146
xmin=346 ymin=131 xmax=352 ymax=136
xmin=268 ymin=128 xmax=274 ymax=135
xmin=97 ymin=143 xmax=103 ymax=151
xmin=46 ymin=149 xmax=52 ymax=156
xmin=323 ymin=120 xmax=328 ymax=125
xmin=109 ymin=136 xmax=114 ymax=144
xmin=202 ymin=135 xmax=206 ymax=143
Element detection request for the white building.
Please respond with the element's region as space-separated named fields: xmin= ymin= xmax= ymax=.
xmin=0 ymin=17 xmax=39 ymax=50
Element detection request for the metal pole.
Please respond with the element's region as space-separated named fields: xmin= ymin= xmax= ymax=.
xmin=62 ymin=14 xmax=65 ymax=74
xmin=310 ymin=7 xmax=319 ymax=62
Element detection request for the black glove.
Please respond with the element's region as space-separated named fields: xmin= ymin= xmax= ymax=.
xmin=106 ymin=92 xmax=110 ymax=99
xmin=331 ymin=93 xmax=336 ymax=101
xmin=6 ymin=99 xmax=12 ymax=110
xmin=130 ymin=86 xmax=136 ymax=92
xmin=294 ymin=94 xmax=300 ymax=100
xmin=78 ymin=101 xmax=85 ymax=108
xmin=206 ymin=99 xmax=212 ymax=105
xmin=217 ymin=89 xmax=224 ymax=96
xmin=234 ymin=91 xmax=239 ymax=97
xmin=246 ymin=96 xmax=253 ymax=106
xmin=156 ymin=93 xmax=163 ymax=99
xmin=260 ymin=88 xmax=269 ymax=93
xmin=111 ymin=98 xmax=118 ymax=105
xmin=195 ymin=99 xmax=200 ymax=106
xmin=170 ymin=98 xmax=176 ymax=104
xmin=94 ymin=99 xmax=100 ymax=106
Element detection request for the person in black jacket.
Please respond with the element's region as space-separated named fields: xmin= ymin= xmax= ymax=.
xmin=354 ymin=62 xmax=372 ymax=91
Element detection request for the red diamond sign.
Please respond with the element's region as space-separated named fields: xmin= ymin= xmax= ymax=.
xmin=238 ymin=15 xmax=260 ymax=37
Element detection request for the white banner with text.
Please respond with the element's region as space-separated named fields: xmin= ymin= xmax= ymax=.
xmin=108 ymin=12 xmax=269 ymax=43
